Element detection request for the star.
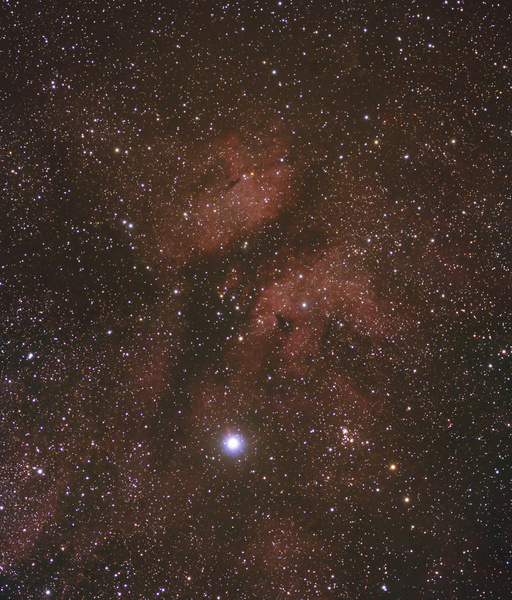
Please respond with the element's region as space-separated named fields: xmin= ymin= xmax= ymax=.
xmin=223 ymin=434 xmax=244 ymax=454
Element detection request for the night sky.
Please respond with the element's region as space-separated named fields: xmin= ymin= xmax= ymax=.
xmin=1 ymin=1 xmax=511 ymax=598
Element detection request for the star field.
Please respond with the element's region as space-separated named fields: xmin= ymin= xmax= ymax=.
xmin=1 ymin=1 xmax=511 ymax=598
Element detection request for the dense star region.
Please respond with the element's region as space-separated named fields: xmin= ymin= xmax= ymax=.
xmin=1 ymin=1 xmax=510 ymax=598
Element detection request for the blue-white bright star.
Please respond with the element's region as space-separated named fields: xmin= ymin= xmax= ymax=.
xmin=223 ymin=434 xmax=244 ymax=454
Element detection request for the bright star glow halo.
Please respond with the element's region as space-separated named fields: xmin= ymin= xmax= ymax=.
xmin=223 ymin=433 xmax=244 ymax=454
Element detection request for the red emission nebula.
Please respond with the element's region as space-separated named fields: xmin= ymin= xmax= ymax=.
xmin=1 ymin=2 xmax=510 ymax=599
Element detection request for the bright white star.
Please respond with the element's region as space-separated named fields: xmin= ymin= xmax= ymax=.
xmin=223 ymin=434 xmax=244 ymax=454
xmin=227 ymin=437 xmax=240 ymax=450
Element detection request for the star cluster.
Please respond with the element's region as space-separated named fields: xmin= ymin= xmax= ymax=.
xmin=1 ymin=1 xmax=510 ymax=598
